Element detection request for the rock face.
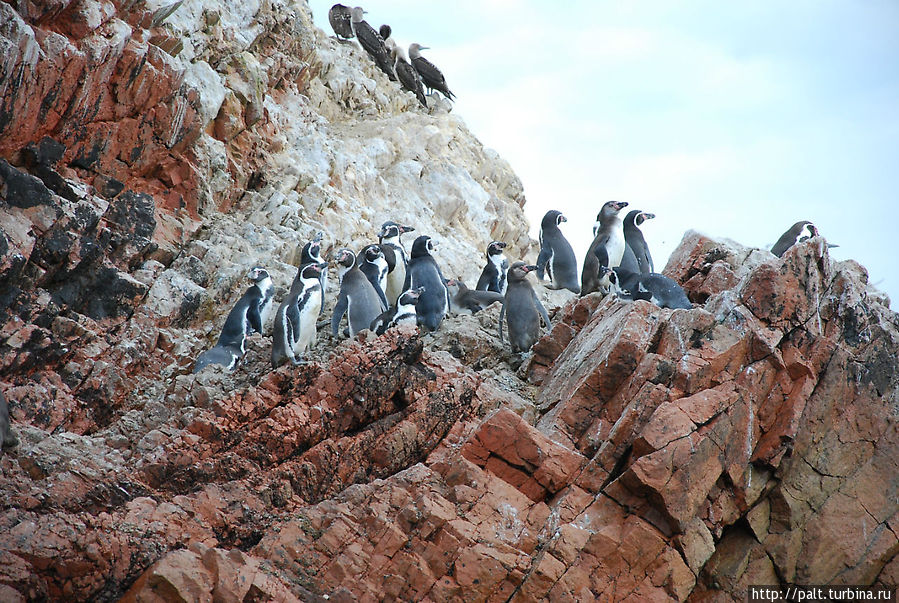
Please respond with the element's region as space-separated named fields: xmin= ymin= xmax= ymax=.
xmin=2 ymin=1 xmax=898 ymax=602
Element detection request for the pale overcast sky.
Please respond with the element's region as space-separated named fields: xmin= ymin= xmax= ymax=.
xmin=308 ymin=0 xmax=899 ymax=307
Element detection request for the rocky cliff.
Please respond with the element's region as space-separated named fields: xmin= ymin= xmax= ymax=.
xmin=1 ymin=1 xmax=897 ymax=602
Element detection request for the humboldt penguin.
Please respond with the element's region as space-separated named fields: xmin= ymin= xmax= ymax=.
xmin=378 ymin=221 xmax=415 ymax=304
xmin=447 ymin=279 xmax=504 ymax=314
xmin=536 ymin=210 xmax=580 ymax=294
xmin=359 ymin=243 xmax=389 ymax=310
xmin=403 ymin=235 xmax=450 ymax=332
xmin=300 ymin=232 xmax=328 ymax=312
xmin=611 ymin=267 xmax=692 ymax=310
xmin=370 ymin=286 xmax=424 ymax=335
xmin=409 ymin=43 xmax=455 ymax=100
xmin=193 ymin=267 xmax=274 ymax=373
xmin=476 ymin=240 xmax=509 ymax=294
xmin=331 ymin=248 xmax=384 ymax=338
xmin=770 ymin=221 xmax=837 ymax=257
xmin=623 ymin=210 xmax=655 ymax=274
xmin=499 ymin=262 xmax=551 ymax=353
xmin=272 ymin=262 xmax=325 ymax=368
xmin=582 ymin=200 xmax=629 ymax=295
xmin=1 ymin=390 xmax=19 ymax=450
xmin=351 ymin=7 xmax=397 ymax=81
xmin=393 ymin=44 xmax=428 ymax=108
xmin=328 ymin=4 xmax=354 ymax=40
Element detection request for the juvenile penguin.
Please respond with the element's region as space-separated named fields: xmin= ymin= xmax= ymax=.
xmin=378 ymin=221 xmax=415 ymax=304
xmin=623 ymin=210 xmax=655 ymax=274
xmin=499 ymin=262 xmax=551 ymax=353
xmin=476 ymin=240 xmax=509 ymax=294
xmin=328 ymin=3 xmax=354 ymax=39
xmin=194 ymin=267 xmax=274 ymax=373
xmin=770 ymin=221 xmax=836 ymax=257
xmin=370 ymin=286 xmax=424 ymax=335
xmin=359 ymin=243 xmax=389 ymax=310
xmin=403 ymin=235 xmax=450 ymax=332
xmin=351 ymin=7 xmax=397 ymax=81
xmin=611 ymin=267 xmax=692 ymax=310
xmin=1 ymin=390 xmax=19 ymax=450
xmin=272 ymin=262 xmax=326 ymax=368
xmin=536 ymin=210 xmax=580 ymax=294
xmin=331 ymin=248 xmax=384 ymax=338
xmin=447 ymin=279 xmax=504 ymax=314
xmin=582 ymin=200 xmax=629 ymax=295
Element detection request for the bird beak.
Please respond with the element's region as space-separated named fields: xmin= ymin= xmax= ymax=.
xmin=641 ymin=212 xmax=656 ymax=220
xmin=525 ymin=265 xmax=538 ymax=272
xmin=402 ymin=225 xmax=415 ymax=233
xmin=420 ymin=45 xmax=430 ymax=50
xmin=559 ymin=215 xmax=567 ymax=223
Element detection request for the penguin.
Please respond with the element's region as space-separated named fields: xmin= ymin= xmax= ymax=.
xmin=378 ymin=221 xmax=415 ymax=304
xmin=370 ymin=286 xmax=424 ymax=335
xmin=770 ymin=221 xmax=838 ymax=257
xmin=194 ymin=267 xmax=274 ymax=373
xmin=1 ymin=390 xmax=19 ymax=450
xmin=582 ymin=200 xmax=629 ymax=295
xmin=610 ymin=267 xmax=692 ymax=310
xmin=331 ymin=248 xmax=384 ymax=338
xmin=300 ymin=232 xmax=328 ymax=305
xmin=403 ymin=235 xmax=451 ymax=332
xmin=499 ymin=262 xmax=551 ymax=353
xmin=536 ymin=210 xmax=580 ymax=294
xmin=358 ymin=243 xmax=389 ymax=310
xmin=328 ymin=4 xmax=354 ymax=40
xmin=272 ymin=262 xmax=326 ymax=368
xmin=446 ymin=279 xmax=504 ymax=314
xmin=623 ymin=210 xmax=655 ymax=274
xmin=476 ymin=240 xmax=509 ymax=295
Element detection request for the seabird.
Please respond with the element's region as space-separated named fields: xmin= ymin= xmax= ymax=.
xmin=328 ymin=4 xmax=354 ymax=40
xmin=409 ymin=43 xmax=455 ymax=101
xmin=379 ymin=24 xmax=392 ymax=40
xmin=393 ymin=44 xmax=428 ymax=108
xmin=351 ymin=7 xmax=397 ymax=81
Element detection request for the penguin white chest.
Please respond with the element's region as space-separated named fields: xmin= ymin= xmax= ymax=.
xmin=296 ymin=289 xmax=322 ymax=353
xmin=607 ymin=229 xmax=626 ymax=268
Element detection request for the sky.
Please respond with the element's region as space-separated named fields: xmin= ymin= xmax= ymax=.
xmin=308 ymin=0 xmax=899 ymax=308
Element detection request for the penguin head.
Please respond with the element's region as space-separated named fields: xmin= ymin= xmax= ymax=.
xmin=378 ymin=221 xmax=414 ymax=242
xmin=300 ymin=262 xmax=326 ymax=281
xmin=248 ymin=266 xmax=270 ymax=282
xmin=399 ymin=287 xmax=425 ymax=305
xmin=636 ymin=212 xmax=656 ymax=226
xmin=599 ymin=201 xmax=629 ymax=223
xmin=335 ymin=248 xmax=356 ymax=269
xmin=508 ymin=261 xmax=537 ymax=282
xmin=797 ymin=221 xmax=818 ymax=242
xmin=541 ymin=210 xmax=566 ymax=230
xmin=410 ymin=235 xmax=435 ymax=258
xmin=362 ymin=244 xmax=385 ymax=263
xmin=486 ymin=241 xmax=507 ymax=257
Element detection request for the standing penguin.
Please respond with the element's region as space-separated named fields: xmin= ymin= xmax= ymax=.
xmin=328 ymin=4 xmax=354 ymax=40
xmin=331 ymin=248 xmax=384 ymax=338
xmin=370 ymin=286 xmax=424 ymax=335
xmin=476 ymin=240 xmax=509 ymax=294
xmin=771 ymin=221 xmax=821 ymax=257
xmin=536 ymin=210 xmax=580 ymax=294
xmin=1 ymin=390 xmax=19 ymax=450
xmin=351 ymin=7 xmax=397 ymax=81
xmin=582 ymin=200 xmax=629 ymax=295
xmin=499 ymin=262 xmax=551 ymax=353
xmin=194 ymin=267 xmax=274 ymax=373
xmin=358 ymin=243 xmax=389 ymax=310
xmin=378 ymin=221 xmax=415 ymax=304
xmin=403 ymin=235 xmax=451 ymax=332
xmin=620 ymin=210 xmax=655 ymax=274
xmin=272 ymin=262 xmax=326 ymax=368
xmin=300 ymin=232 xmax=328 ymax=313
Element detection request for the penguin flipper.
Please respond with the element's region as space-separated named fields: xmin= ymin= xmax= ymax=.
xmin=535 ymin=247 xmax=552 ymax=281
xmin=375 ymin=285 xmax=389 ymax=311
xmin=498 ymin=303 xmax=506 ymax=343
xmin=535 ymin=294 xmax=551 ymax=331
xmin=475 ymin=269 xmax=491 ymax=292
xmin=247 ymin=303 xmax=263 ymax=335
xmin=331 ymin=295 xmax=348 ymax=337
xmin=594 ymin=245 xmax=609 ymax=269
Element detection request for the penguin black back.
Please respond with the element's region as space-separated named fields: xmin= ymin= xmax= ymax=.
xmin=771 ymin=221 xmax=817 ymax=257
xmin=583 ymin=201 xmax=628 ymax=295
xmin=623 ymin=210 xmax=655 ymax=274
xmin=404 ymin=235 xmax=450 ymax=332
xmin=612 ymin=268 xmax=692 ymax=310
xmin=500 ymin=262 xmax=551 ymax=353
xmin=536 ymin=210 xmax=580 ymax=294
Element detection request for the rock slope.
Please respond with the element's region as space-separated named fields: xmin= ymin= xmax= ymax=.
xmin=2 ymin=1 xmax=898 ymax=601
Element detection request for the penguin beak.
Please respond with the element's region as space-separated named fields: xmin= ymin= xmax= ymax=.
xmin=641 ymin=212 xmax=656 ymax=221
xmin=497 ymin=242 xmax=507 ymax=249
xmin=524 ymin=265 xmax=538 ymax=272
xmin=402 ymin=225 xmax=415 ymax=233
xmin=313 ymin=231 xmax=323 ymax=242
xmin=559 ymin=215 xmax=567 ymax=223
xmin=615 ymin=201 xmax=629 ymax=211
xmin=446 ymin=279 xmax=456 ymax=286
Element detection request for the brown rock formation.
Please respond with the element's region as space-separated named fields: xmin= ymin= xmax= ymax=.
xmin=1 ymin=0 xmax=897 ymax=600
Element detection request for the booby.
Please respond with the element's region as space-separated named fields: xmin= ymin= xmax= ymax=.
xmin=351 ymin=7 xmax=397 ymax=81
xmin=379 ymin=24 xmax=392 ymax=40
xmin=409 ymin=43 xmax=455 ymax=101
xmin=393 ymin=44 xmax=428 ymax=108
xmin=328 ymin=4 xmax=354 ymax=40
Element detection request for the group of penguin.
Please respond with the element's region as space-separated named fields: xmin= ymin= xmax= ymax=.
xmin=327 ymin=4 xmax=455 ymax=108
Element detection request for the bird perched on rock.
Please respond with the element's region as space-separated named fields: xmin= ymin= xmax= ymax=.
xmin=536 ymin=210 xmax=580 ymax=294
xmin=446 ymin=279 xmax=504 ymax=314
xmin=332 ymin=248 xmax=384 ymax=338
xmin=272 ymin=262 xmax=326 ymax=368
xmin=770 ymin=221 xmax=837 ymax=257
xmin=409 ymin=43 xmax=455 ymax=100
xmin=476 ymin=241 xmax=509 ymax=294
xmin=379 ymin=24 xmax=391 ymax=40
xmin=1 ymin=390 xmax=19 ymax=451
xmin=351 ymin=7 xmax=397 ymax=81
xmin=300 ymin=231 xmax=328 ymax=312
xmin=194 ymin=266 xmax=274 ymax=373
xmin=358 ymin=243 xmax=389 ymax=310
xmin=328 ymin=4 xmax=354 ymax=40
xmin=378 ymin=221 xmax=415 ymax=304
xmin=370 ymin=286 xmax=424 ymax=335
xmin=403 ymin=235 xmax=450 ymax=332
xmin=500 ymin=262 xmax=551 ymax=353
xmin=582 ymin=201 xmax=628 ymax=295
xmin=392 ymin=42 xmax=428 ymax=108
xmin=621 ymin=210 xmax=655 ymax=274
